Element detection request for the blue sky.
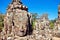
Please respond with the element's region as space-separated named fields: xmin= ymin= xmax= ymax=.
xmin=0 ymin=0 xmax=60 ymax=20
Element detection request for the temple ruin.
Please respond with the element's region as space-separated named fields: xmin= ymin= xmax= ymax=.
xmin=0 ymin=0 xmax=60 ymax=40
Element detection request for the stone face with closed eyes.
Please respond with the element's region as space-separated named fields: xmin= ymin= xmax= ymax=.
xmin=3 ymin=0 xmax=30 ymax=38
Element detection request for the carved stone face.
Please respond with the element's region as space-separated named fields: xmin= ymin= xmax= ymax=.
xmin=14 ymin=10 xmax=28 ymax=37
xmin=14 ymin=24 xmax=27 ymax=37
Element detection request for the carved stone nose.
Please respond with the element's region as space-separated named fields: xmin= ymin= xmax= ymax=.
xmin=22 ymin=26 xmax=23 ymax=29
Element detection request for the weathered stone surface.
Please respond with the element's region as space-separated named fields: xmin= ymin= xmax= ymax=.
xmin=0 ymin=0 xmax=31 ymax=40
xmin=52 ymin=37 xmax=60 ymax=40
xmin=1 ymin=0 xmax=60 ymax=40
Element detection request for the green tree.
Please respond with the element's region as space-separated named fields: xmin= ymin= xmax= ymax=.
xmin=31 ymin=13 xmax=38 ymax=29
xmin=50 ymin=21 xmax=54 ymax=29
xmin=32 ymin=13 xmax=38 ymax=21
xmin=49 ymin=18 xmax=57 ymax=29
xmin=0 ymin=13 xmax=4 ymax=32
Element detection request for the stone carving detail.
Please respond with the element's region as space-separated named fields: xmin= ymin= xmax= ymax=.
xmin=1 ymin=0 xmax=60 ymax=40
xmin=53 ymin=4 xmax=60 ymax=37
xmin=3 ymin=0 xmax=29 ymax=38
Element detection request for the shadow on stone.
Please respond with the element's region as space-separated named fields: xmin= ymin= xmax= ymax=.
xmin=27 ymin=14 xmax=33 ymax=35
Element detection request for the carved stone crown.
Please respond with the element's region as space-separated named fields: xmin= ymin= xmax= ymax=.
xmin=7 ymin=0 xmax=28 ymax=11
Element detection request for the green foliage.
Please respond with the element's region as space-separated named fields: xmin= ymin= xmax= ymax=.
xmin=0 ymin=13 xmax=4 ymax=31
xmin=49 ymin=18 xmax=57 ymax=29
xmin=50 ymin=18 xmax=57 ymax=23
xmin=32 ymin=13 xmax=38 ymax=21
xmin=32 ymin=20 xmax=36 ymax=29
xmin=31 ymin=13 xmax=38 ymax=29
xmin=50 ymin=21 xmax=54 ymax=29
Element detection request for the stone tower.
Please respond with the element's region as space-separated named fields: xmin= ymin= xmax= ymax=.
xmin=54 ymin=4 xmax=60 ymax=35
xmin=58 ymin=4 xmax=60 ymax=20
xmin=2 ymin=0 xmax=31 ymax=40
